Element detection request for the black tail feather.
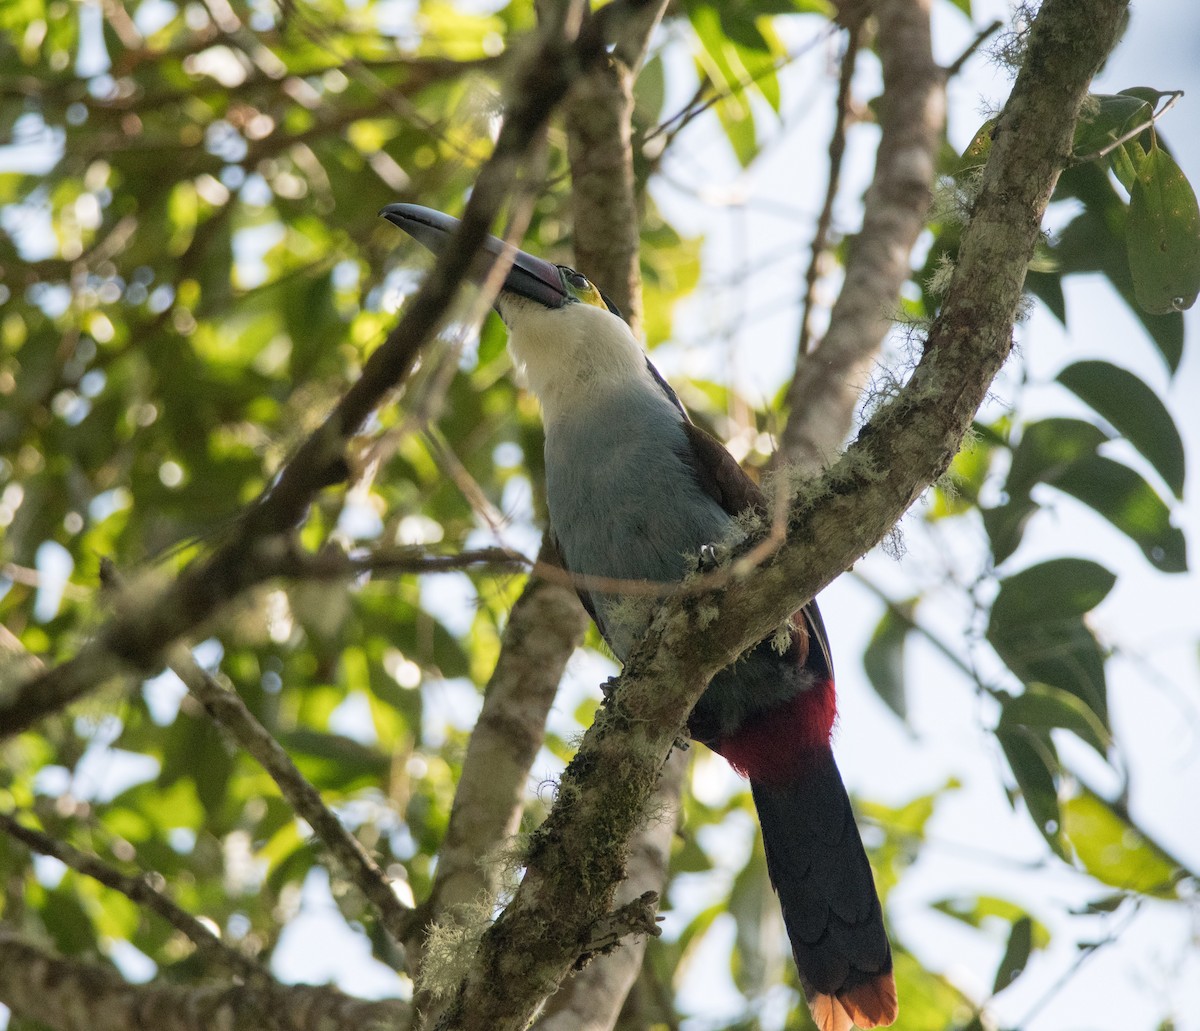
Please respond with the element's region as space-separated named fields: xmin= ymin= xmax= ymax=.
xmin=751 ymin=748 xmax=895 ymax=1029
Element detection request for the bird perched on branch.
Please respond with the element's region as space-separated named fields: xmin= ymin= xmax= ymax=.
xmin=382 ymin=203 xmax=897 ymax=1031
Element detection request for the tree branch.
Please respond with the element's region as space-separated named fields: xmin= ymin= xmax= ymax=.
xmin=0 ymin=811 xmax=259 ymax=980
xmin=532 ymin=751 xmax=684 ymax=1031
xmin=425 ymin=537 xmax=588 ymax=926
xmin=434 ymin=1 xmax=1129 ymax=1027
xmin=563 ymin=0 xmax=669 ymax=333
xmin=0 ymin=928 xmax=409 ymax=1031
xmin=157 ymin=636 xmax=422 ymax=947
xmin=779 ymin=0 xmax=944 ymax=473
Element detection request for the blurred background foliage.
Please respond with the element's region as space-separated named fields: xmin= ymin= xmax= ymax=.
xmin=0 ymin=1 xmax=1197 ymax=1029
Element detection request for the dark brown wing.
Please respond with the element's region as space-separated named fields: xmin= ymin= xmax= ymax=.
xmin=677 ymin=420 xmax=833 ymax=682
xmin=678 ymin=420 xmax=767 ymax=516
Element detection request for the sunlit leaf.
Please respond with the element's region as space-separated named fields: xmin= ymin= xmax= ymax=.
xmin=1061 ymin=788 xmax=1184 ymax=897
xmin=1050 ymin=454 xmax=1186 ymax=572
xmin=998 ymin=681 xmax=1111 ymax=757
xmin=931 ymin=896 xmax=1051 ymax=948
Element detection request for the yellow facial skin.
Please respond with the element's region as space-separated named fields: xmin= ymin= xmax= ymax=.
xmin=561 ymin=269 xmax=610 ymax=311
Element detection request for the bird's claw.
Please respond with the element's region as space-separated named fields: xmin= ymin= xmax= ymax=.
xmin=697 ymin=544 xmax=720 ymax=573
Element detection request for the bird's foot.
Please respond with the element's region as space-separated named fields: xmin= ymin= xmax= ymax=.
xmin=697 ymin=544 xmax=721 ymax=573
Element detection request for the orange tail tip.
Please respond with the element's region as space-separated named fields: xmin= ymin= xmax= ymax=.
xmin=811 ymin=973 xmax=898 ymax=1031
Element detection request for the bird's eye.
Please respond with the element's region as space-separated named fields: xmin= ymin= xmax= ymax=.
xmin=566 ymin=271 xmax=590 ymax=290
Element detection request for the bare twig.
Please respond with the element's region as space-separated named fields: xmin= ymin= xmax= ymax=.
xmin=944 ymin=18 xmax=1004 ymax=78
xmin=89 ymin=551 xmax=423 ymax=949
xmin=170 ymin=652 xmax=422 ymax=947
xmin=1072 ymin=89 xmax=1183 ymax=164
xmin=262 ymin=543 xmax=529 ymax=581
xmin=0 ymin=811 xmax=260 ymax=979
xmin=796 ymin=20 xmax=861 ymax=362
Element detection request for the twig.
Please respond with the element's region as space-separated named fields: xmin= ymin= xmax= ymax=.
xmin=93 ymin=556 xmax=421 ymax=949
xmin=180 ymin=656 xmax=422 ymax=946
xmin=1072 ymin=89 xmax=1183 ymax=164
xmin=796 ymin=20 xmax=861 ymax=361
xmin=0 ymin=810 xmax=261 ymax=979
xmin=1012 ymin=899 xmax=1142 ymax=1025
xmin=262 ymin=543 xmax=529 ymax=581
xmin=944 ymin=19 xmax=1004 ymax=78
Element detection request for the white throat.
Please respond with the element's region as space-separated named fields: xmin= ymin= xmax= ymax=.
xmin=502 ymin=300 xmax=652 ymax=425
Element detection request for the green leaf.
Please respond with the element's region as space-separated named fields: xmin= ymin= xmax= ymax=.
xmin=42 ymin=881 xmax=101 ymax=956
xmin=1073 ymin=93 xmax=1151 ymax=160
xmin=1024 ymin=268 xmax=1066 ymax=324
xmin=981 ymin=497 xmax=1038 ymax=566
xmin=1127 ymin=141 xmax=1200 ymax=314
xmin=998 ymin=682 xmax=1111 ymax=757
xmin=1050 ymin=455 xmax=1186 ymax=572
xmin=633 ymin=52 xmax=666 ymax=127
xmin=1057 ymin=361 xmax=1185 ymax=497
xmin=729 ymin=840 xmax=782 ymax=996
xmin=988 ymin=559 xmax=1115 ymax=724
xmin=712 ymin=86 xmax=759 ymax=168
xmin=1110 ymin=142 xmax=1141 ymax=194
xmin=276 ymin=730 xmax=391 ymax=791
xmin=990 ymin=557 xmax=1117 ymax=622
xmin=983 ymin=418 xmax=1108 ymax=563
xmin=1061 ymin=788 xmax=1183 ymax=897
xmin=1005 ymin=418 xmax=1108 ymax=500
xmin=1118 ymin=86 xmax=1179 ymax=109
xmin=955 ymin=118 xmax=997 ymax=175
xmin=932 ymin=896 xmax=1051 ymax=948
xmin=1054 ymin=164 xmax=1185 ymax=372
xmin=685 ymin=2 xmax=761 ymax=166
xmin=996 ymin=727 xmax=1065 ymax=857
xmin=992 ymin=915 xmax=1034 ymax=994
xmin=862 ymin=602 xmax=914 ymax=720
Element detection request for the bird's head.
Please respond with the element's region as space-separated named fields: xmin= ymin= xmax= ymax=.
xmin=381 ymin=203 xmax=648 ymax=421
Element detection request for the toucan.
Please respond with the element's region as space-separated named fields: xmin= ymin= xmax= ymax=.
xmin=381 ymin=203 xmax=898 ymax=1031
